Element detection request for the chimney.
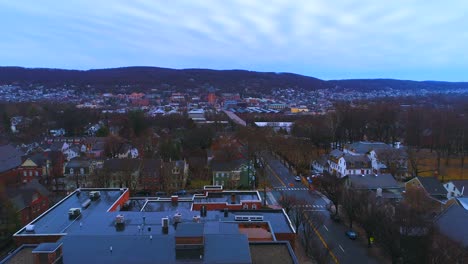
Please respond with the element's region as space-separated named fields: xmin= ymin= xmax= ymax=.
xmin=171 ymin=195 xmax=179 ymax=204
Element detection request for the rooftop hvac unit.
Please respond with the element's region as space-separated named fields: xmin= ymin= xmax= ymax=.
xmin=234 ymin=215 xmax=264 ymax=221
xmin=68 ymin=208 xmax=81 ymax=219
xmin=89 ymin=191 xmax=101 ymax=200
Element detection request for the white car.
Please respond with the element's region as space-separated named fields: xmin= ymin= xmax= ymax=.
xmin=295 ymin=176 xmax=301 ymax=181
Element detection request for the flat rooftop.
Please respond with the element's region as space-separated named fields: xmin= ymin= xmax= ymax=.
xmin=15 ymin=189 xmax=125 ymax=235
xmin=194 ymin=191 xmax=260 ymax=204
xmin=249 ymin=242 xmax=298 ymax=264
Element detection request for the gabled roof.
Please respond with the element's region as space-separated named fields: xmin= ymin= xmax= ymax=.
xmin=343 ymin=155 xmax=371 ymax=169
xmin=451 ymin=180 xmax=468 ymax=195
xmin=416 ymin=176 xmax=448 ymax=197
xmin=6 ymin=179 xmax=50 ymax=210
xmin=0 ymin=144 xmax=24 ymax=173
xmin=346 ymin=141 xmax=392 ymax=154
xmin=211 ymin=159 xmax=247 ymax=172
xmin=347 ymin=173 xmax=400 ymax=190
xmin=65 ymin=157 xmax=91 ymax=168
xmin=435 ymin=199 xmax=468 ymax=247
xmin=329 ymin=149 xmax=343 ymax=159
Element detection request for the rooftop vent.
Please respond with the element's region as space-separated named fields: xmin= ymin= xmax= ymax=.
xmin=193 ymin=215 xmax=201 ymax=223
xmin=234 ymin=215 xmax=263 ymax=221
xmin=162 ymin=217 xmax=169 ymax=234
xmin=200 ymin=205 xmax=207 ymax=217
xmin=174 ymin=212 xmax=182 ymax=224
xmin=81 ymin=199 xmax=91 ymax=209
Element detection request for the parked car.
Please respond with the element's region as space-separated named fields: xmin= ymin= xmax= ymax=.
xmin=345 ymin=230 xmax=358 ymax=240
xmin=295 ymin=176 xmax=301 ymax=181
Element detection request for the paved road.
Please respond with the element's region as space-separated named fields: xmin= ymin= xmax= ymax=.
xmin=260 ymin=152 xmax=379 ymax=264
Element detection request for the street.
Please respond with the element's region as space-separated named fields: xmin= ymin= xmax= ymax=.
xmin=260 ymin=152 xmax=379 ymax=264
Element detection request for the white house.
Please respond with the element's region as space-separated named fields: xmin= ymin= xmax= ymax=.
xmin=327 ymin=149 xmax=372 ymax=178
xmin=444 ymin=180 xmax=467 ymax=199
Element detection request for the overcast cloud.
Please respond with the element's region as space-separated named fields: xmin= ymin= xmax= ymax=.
xmin=0 ymin=0 xmax=467 ymax=81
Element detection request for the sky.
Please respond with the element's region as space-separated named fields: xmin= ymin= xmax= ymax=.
xmin=0 ymin=0 xmax=467 ymax=81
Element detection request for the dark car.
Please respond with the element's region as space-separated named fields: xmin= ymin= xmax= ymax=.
xmin=345 ymin=230 xmax=358 ymax=240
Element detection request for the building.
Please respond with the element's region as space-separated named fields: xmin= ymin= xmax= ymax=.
xmin=4 ymin=186 xmax=298 ymax=264
xmin=18 ymin=153 xmax=50 ymax=183
xmin=64 ymin=158 xmax=92 ymax=189
xmin=0 ymin=144 xmax=24 ymax=185
xmin=344 ymin=173 xmax=403 ymax=200
xmin=328 ymin=149 xmax=372 ymax=178
xmin=444 ymin=180 xmax=468 ymax=199
xmin=5 ymin=179 xmax=50 ymax=225
xmin=211 ymin=159 xmax=254 ymax=189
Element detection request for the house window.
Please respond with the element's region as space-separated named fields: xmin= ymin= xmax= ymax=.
xmin=29 ymin=171 xmax=33 ymax=177
xmin=23 ymin=171 xmax=27 ymax=177
xmin=172 ymin=167 xmax=180 ymax=174
xmin=252 ymin=204 xmax=257 ymax=210
xmin=243 ymin=204 xmax=248 ymax=209
xmin=35 ymin=171 xmax=39 ymax=176
xmin=80 ymin=168 xmax=85 ymax=175
xmin=70 ymin=168 xmax=74 ymax=174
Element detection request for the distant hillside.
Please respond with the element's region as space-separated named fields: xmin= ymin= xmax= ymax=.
xmin=0 ymin=66 xmax=466 ymax=94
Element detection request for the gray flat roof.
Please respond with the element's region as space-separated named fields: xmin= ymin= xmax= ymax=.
xmin=15 ymin=189 xmax=126 ymax=235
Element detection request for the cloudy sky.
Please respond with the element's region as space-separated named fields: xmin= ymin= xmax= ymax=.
xmin=0 ymin=0 xmax=467 ymax=81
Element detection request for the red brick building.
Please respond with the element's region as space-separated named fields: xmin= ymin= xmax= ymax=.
xmin=6 ymin=180 xmax=50 ymax=225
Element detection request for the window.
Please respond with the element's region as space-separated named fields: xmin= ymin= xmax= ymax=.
xmin=29 ymin=171 xmax=33 ymax=177
xmin=80 ymin=168 xmax=85 ymax=175
xmin=35 ymin=171 xmax=39 ymax=176
xmin=243 ymin=204 xmax=248 ymax=209
xmin=70 ymin=168 xmax=74 ymax=174
xmin=23 ymin=171 xmax=27 ymax=177
xmin=252 ymin=204 xmax=257 ymax=210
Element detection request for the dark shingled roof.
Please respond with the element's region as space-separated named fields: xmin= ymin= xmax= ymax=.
xmin=0 ymin=144 xmax=23 ymax=173
xmin=435 ymin=199 xmax=468 ymax=247
xmin=6 ymin=179 xmax=50 ymax=210
xmin=211 ymin=159 xmax=246 ymax=172
xmin=346 ymin=141 xmax=391 ymax=154
xmin=417 ymin=176 xmax=448 ymax=197
xmin=343 ymin=155 xmax=371 ymax=169
xmin=451 ymin=180 xmax=468 ymax=196
xmin=347 ymin=173 xmax=400 ymax=190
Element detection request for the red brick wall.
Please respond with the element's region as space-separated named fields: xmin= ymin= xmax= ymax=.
xmin=14 ymin=235 xmax=63 ymax=246
xmin=275 ymin=233 xmax=296 ymax=249
xmin=175 ymin=236 xmax=203 ymax=245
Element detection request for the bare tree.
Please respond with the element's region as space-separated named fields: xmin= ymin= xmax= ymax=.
xmin=340 ymin=188 xmax=363 ymax=229
xmin=318 ymin=173 xmax=344 ymax=218
xmin=278 ymin=192 xmax=297 ymax=216
xmin=357 ymin=192 xmax=385 ymax=247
